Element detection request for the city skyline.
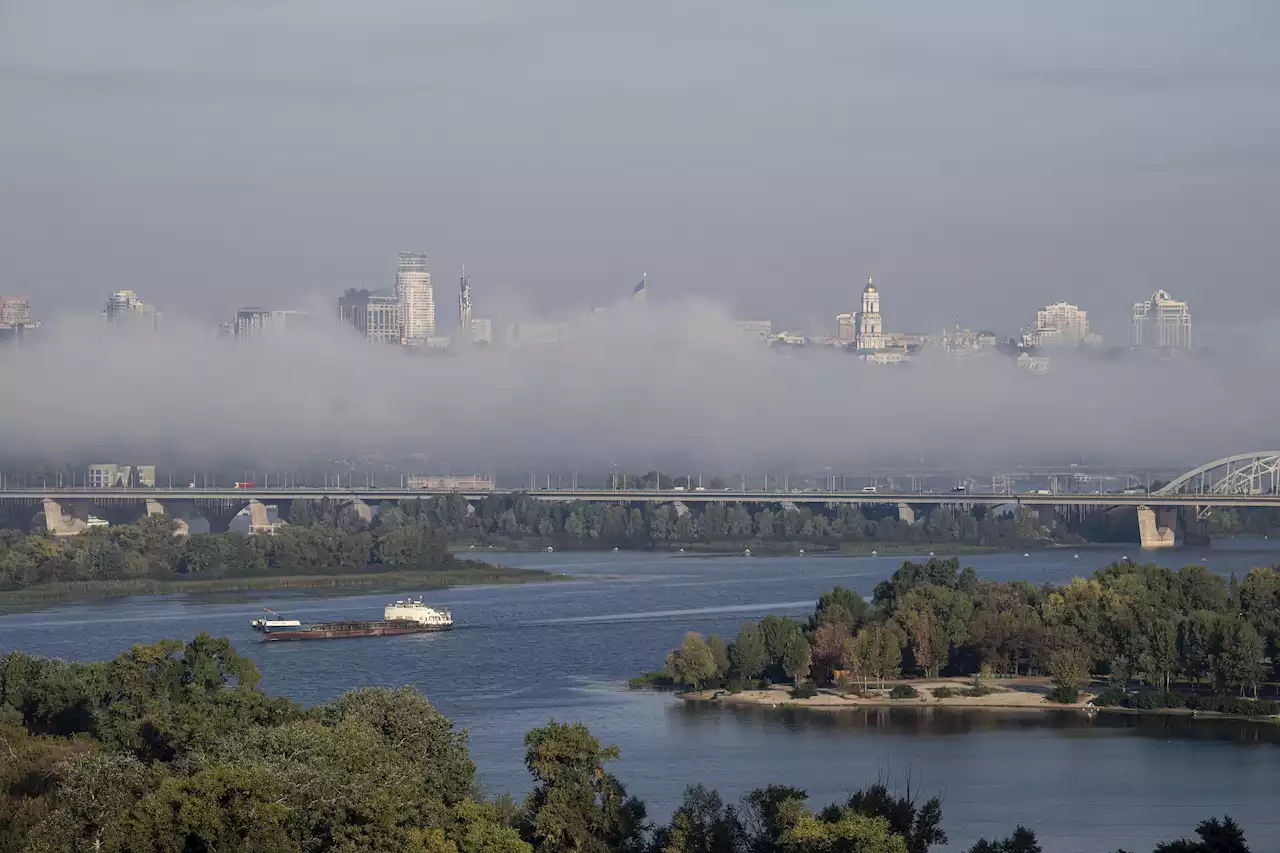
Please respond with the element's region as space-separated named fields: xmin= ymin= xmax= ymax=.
xmin=4 ymin=268 xmax=1199 ymax=356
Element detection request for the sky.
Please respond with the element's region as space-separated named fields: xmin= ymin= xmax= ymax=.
xmin=3 ymin=0 xmax=1279 ymax=342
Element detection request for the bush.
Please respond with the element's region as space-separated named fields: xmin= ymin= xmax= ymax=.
xmin=1092 ymin=686 xmax=1127 ymax=707
xmin=932 ymin=686 xmax=958 ymax=699
xmin=961 ymin=684 xmax=994 ymax=697
xmin=791 ymin=682 xmax=819 ymax=699
xmin=1045 ymin=685 xmax=1079 ymax=704
xmin=627 ymin=671 xmax=677 ymax=690
xmin=1185 ymin=695 xmax=1280 ymax=717
xmin=889 ymin=684 xmax=919 ymax=700
xmin=1128 ymin=689 xmax=1186 ymax=710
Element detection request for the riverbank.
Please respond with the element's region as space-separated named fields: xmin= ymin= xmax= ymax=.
xmin=449 ymin=539 xmax=1078 ymax=556
xmin=678 ymin=677 xmax=1280 ymax=723
xmin=0 ymin=565 xmax=564 ymax=608
xmin=679 ymin=676 xmax=1096 ymax=712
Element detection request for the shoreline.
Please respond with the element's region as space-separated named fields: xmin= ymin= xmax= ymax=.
xmin=451 ymin=541 xmax=1081 ymax=556
xmin=0 ymin=566 xmax=564 ymax=610
xmin=675 ymin=679 xmax=1280 ymax=724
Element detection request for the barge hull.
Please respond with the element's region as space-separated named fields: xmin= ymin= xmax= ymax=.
xmin=260 ymin=624 xmax=451 ymax=641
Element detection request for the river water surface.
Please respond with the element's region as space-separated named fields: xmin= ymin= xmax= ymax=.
xmin=3 ymin=544 xmax=1279 ymax=852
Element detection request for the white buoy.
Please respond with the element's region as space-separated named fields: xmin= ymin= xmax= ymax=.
xmin=679 ymin=547 xmax=685 ymax=553
xmin=871 ymin=550 xmax=878 ymax=556
xmin=798 ymin=548 xmax=805 ymax=555
xmin=929 ymin=551 xmax=935 ymax=557
xmin=1023 ymin=552 xmax=1030 ymax=557
xmin=1073 ymin=553 xmax=1079 ymax=558
xmin=613 ymin=546 xmax=619 ymax=552
xmin=744 ymin=548 xmax=752 ymax=556
xmin=546 ymin=546 xmax=554 ymax=553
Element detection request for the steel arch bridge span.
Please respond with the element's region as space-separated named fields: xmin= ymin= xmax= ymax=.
xmin=1154 ymin=452 xmax=1280 ymax=497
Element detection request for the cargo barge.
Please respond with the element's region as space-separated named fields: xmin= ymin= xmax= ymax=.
xmin=251 ymin=599 xmax=453 ymax=641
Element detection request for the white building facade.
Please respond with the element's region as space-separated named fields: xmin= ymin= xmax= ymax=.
xmin=854 ymin=275 xmax=884 ymax=351
xmin=397 ymin=252 xmax=435 ymax=343
xmin=1131 ymin=289 xmax=1192 ymax=350
xmin=1033 ymin=302 xmax=1089 ymax=347
xmin=104 ymin=290 xmax=162 ymax=331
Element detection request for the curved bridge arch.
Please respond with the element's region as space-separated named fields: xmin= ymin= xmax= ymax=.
xmin=1155 ymin=452 xmax=1280 ymax=497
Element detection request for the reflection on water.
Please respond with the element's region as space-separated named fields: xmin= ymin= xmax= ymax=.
xmin=678 ymin=701 xmax=1280 ymax=744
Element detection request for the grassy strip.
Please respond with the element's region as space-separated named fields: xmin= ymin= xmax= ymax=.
xmin=0 ymin=566 xmax=561 ymax=607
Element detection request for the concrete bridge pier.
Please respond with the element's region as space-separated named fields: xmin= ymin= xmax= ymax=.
xmin=339 ymin=498 xmax=373 ymax=525
xmin=1137 ymin=505 xmax=1178 ymax=549
xmin=1035 ymin=505 xmax=1059 ymax=529
xmin=199 ymin=500 xmax=249 ymax=533
xmin=42 ymin=498 xmax=90 ymax=537
xmin=144 ymin=499 xmax=192 ymax=537
xmin=897 ymin=503 xmax=916 ymax=524
xmin=1181 ymin=507 xmax=1212 ymax=547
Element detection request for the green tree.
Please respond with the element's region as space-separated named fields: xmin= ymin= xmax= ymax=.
xmin=730 ymin=624 xmax=768 ymax=681
xmin=779 ymin=798 xmax=909 ymax=853
xmin=707 ymin=634 xmax=731 ymax=681
xmin=666 ymin=634 xmax=720 ymax=690
xmin=844 ymin=783 xmax=946 ymax=853
xmin=965 ymin=826 xmax=1041 ymax=853
xmin=1046 ymin=648 xmax=1090 ymax=701
xmin=1153 ymin=815 xmax=1250 ymax=853
xmin=1212 ymin=618 xmax=1265 ymax=698
xmin=522 ymin=721 xmax=647 ymax=853
xmin=781 ymin=632 xmax=812 ymax=686
xmin=658 ymin=785 xmax=744 ymax=853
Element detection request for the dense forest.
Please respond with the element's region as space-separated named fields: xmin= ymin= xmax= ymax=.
xmin=0 ymin=503 xmax=488 ymax=591
xmin=370 ymin=493 xmax=1079 ymax=549
xmin=0 ymin=636 xmax=1253 ymax=852
xmin=654 ymin=558 xmax=1280 ymax=713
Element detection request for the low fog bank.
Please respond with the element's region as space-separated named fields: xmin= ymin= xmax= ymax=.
xmin=0 ymin=299 xmax=1273 ymax=473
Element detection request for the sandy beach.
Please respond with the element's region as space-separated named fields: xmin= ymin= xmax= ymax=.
xmin=681 ymin=676 xmax=1095 ymax=711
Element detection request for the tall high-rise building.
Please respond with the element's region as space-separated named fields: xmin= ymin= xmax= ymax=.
xmin=836 ymin=313 xmax=857 ymax=342
xmin=459 ymin=262 xmax=473 ymax=333
xmin=338 ymin=288 xmax=372 ymax=331
xmin=1033 ymin=301 xmax=1089 ymax=347
xmin=339 ymin=288 xmax=401 ymax=344
xmin=234 ymin=308 xmax=307 ymax=340
xmin=104 ymin=290 xmax=162 ymax=331
xmin=0 ymin=296 xmax=31 ymax=326
xmin=396 ymin=252 xmax=435 ymax=343
xmin=1131 ymin=290 xmax=1192 ymax=350
xmin=854 ymin=275 xmax=884 ymax=351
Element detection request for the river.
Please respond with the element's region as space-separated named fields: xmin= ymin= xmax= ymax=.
xmin=3 ymin=543 xmax=1279 ymax=852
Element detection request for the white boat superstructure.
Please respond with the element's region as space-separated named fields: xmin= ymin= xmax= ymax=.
xmin=384 ymin=599 xmax=453 ymax=628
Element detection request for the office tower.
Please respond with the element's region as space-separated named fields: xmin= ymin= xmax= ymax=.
xmin=234 ymin=308 xmax=307 ymax=340
xmin=104 ymin=290 xmax=162 ymax=331
xmin=459 ymin=263 xmax=473 ymax=333
xmin=339 ymin=288 xmax=401 ymax=344
xmin=396 ymin=252 xmax=435 ymax=343
xmin=854 ymin=275 xmax=884 ymax=351
xmin=339 ymin=288 xmax=371 ymax=331
xmin=1131 ymin=290 xmax=1192 ymax=350
xmin=469 ymin=317 xmax=493 ymax=344
xmin=736 ymin=320 xmax=773 ymax=340
xmin=1033 ymin=301 xmax=1089 ymax=347
xmin=836 ymin=313 xmax=857 ymax=342
xmin=0 ymin=296 xmax=31 ymax=326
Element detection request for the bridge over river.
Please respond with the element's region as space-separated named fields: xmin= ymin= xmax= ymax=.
xmin=5 ymin=452 xmax=1279 ymax=548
